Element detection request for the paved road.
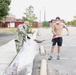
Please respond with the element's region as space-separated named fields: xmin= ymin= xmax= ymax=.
xmin=0 ymin=30 xmax=16 ymax=46
xmin=1 ymin=27 xmax=76 ymax=75
xmin=32 ymin=27 xmax=76 ymax=75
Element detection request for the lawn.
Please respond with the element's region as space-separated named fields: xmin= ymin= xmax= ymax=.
xmin=0 ymin=27 xmax=16 ymax=34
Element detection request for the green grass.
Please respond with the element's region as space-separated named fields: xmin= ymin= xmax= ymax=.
xmin=6 ymin=28 xmax=16 ymax=33
xmin=0 ymin=27 xmax=16 ymax=34
xmin=0 ymin=44 xmax=4 ymax=47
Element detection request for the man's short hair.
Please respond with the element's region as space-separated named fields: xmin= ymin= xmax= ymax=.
xmin=24 ymin=21 xmax=29 ymax=25
xmin=50 ymin=20 xmax=53 ymax=23
xmin=56 ymin=17 xmax=60 ymax=20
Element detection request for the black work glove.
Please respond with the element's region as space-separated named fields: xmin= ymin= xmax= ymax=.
xmin=15 ymin=39 xmax=19 ymax=42
xmin=27 ymin=36 xmax=31 ymax=39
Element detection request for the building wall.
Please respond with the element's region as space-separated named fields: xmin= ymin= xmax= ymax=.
xmin=15 ymin=22 xmax=24 ymax=27
xmin=1 ymin=22 xmax=9 ymax=27
xmin=33 ymin=22 xmax=39 ymax=28
xmin=1 ymin=22 xmax=39 ymax=28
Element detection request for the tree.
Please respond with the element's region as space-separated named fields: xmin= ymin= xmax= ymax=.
xmin=66 ymin=16 xmax=76 ymax=26
xmin=74 ymin=16 xmax=76 ymax=19
xmin=0 ymin=0 xmax=11 ymax=25
xmin=23 ymin=5 xmax=37 ymax=33
xmin=42 ymin=21 xmax=49 ymax=27
xmin=23 ymin=5 xmax=37 ymax=26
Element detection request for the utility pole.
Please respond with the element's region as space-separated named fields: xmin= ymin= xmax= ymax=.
xmin=39 ymin=10 xmax=41 ymax=23
xmin=44 ymin=7 xmax=46 ymax=21
xmin=39 ymin=10 xmax=42 ymax=27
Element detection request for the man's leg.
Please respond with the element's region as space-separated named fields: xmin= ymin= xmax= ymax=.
xmin=51 ymin=38 xmax=56 ymax=55
xmin=58 ymin=46 xmax=61 ymax=54
xmin=48 ymin=38 xmax=56 ymax=60
xmin=57 ymin=45 xmax=62 ymax=60
xmin=57 ymin=37 xmax=62 ymax=60
xmin=51 ymin=46 xmax=55 ymax=55
xmin=15 ymin=40 xmax=23 ymax=53
xmin=48 ymin=46 xmax=55 ymax=60
xmin=57 ymin=46 xmax=61 ymax=60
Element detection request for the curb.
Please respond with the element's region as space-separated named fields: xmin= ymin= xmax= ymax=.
xmin=39 ymin=45 xmax=46 ymax=56
xmin=40 ymin=59 xmax=47 ymax=75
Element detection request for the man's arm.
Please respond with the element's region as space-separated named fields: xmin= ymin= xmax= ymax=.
xmin=18 ymin=25 xmax=31 ymax=39
xmin=18 ymin=25 xmax=28 ymax=36
xmin=63 ymin=24 xmax=69 ymax=35
xmin=51 ymin=24 xmax=56 ymax=36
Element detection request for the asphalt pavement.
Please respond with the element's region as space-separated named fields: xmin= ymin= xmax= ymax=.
xmin=32 ymin=27 xmax=76 ymax=75
xmin=0 ymin=30 xmax=16 ymax=46
xmin=0 ymin=27 xmax=76 ymax=75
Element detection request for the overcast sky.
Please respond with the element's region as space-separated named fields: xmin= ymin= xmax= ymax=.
xmin=9 ymin=0 xmax=76 ymax=22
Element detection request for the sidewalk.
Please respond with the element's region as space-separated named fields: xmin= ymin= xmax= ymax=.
xmin=0 ymin=28 xmax=38 ymax=75
xmin=0 ymin=39 xmax=17 ymax=75
xmin=2 ymin=29 xmax=39 ymax=75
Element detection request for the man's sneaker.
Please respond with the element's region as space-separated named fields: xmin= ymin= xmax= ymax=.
xmin=48 ymin=56 xmax=52 ymax=60
xmin=57 ymin=55 xmax=60 ymax=60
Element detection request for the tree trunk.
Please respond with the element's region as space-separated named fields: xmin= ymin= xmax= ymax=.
xmin=0 ymin=22 xmax=2 ymax=27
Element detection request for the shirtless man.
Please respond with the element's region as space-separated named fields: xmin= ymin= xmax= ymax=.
xmin=48 ymin=17 xmax=69 ymax=60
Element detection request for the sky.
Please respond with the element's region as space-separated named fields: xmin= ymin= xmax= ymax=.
xmin=9 ymin=0 xmax=76 ymax=22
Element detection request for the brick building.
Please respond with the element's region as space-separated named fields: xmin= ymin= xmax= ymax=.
xmin=1 ymin=16 xmax=39 ymax=28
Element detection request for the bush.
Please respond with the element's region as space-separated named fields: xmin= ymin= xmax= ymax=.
xmin=42 ymin=21 xmax=49 ymax=27
xmin=26 ymin=26 xmax=32 ymax=34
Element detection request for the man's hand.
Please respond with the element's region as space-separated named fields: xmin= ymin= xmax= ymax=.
xmin=32 ymin=31 xmax=35 ymax=35
xmin=15 ymin=40 xmax=19 ymax=42
xmin=27 ymin=36 xmax=31 ymax=39
xmin=67 ymin=33 xmax=69 ymax=36
xmin=54 ymin=35 xmax=59 ymax=38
